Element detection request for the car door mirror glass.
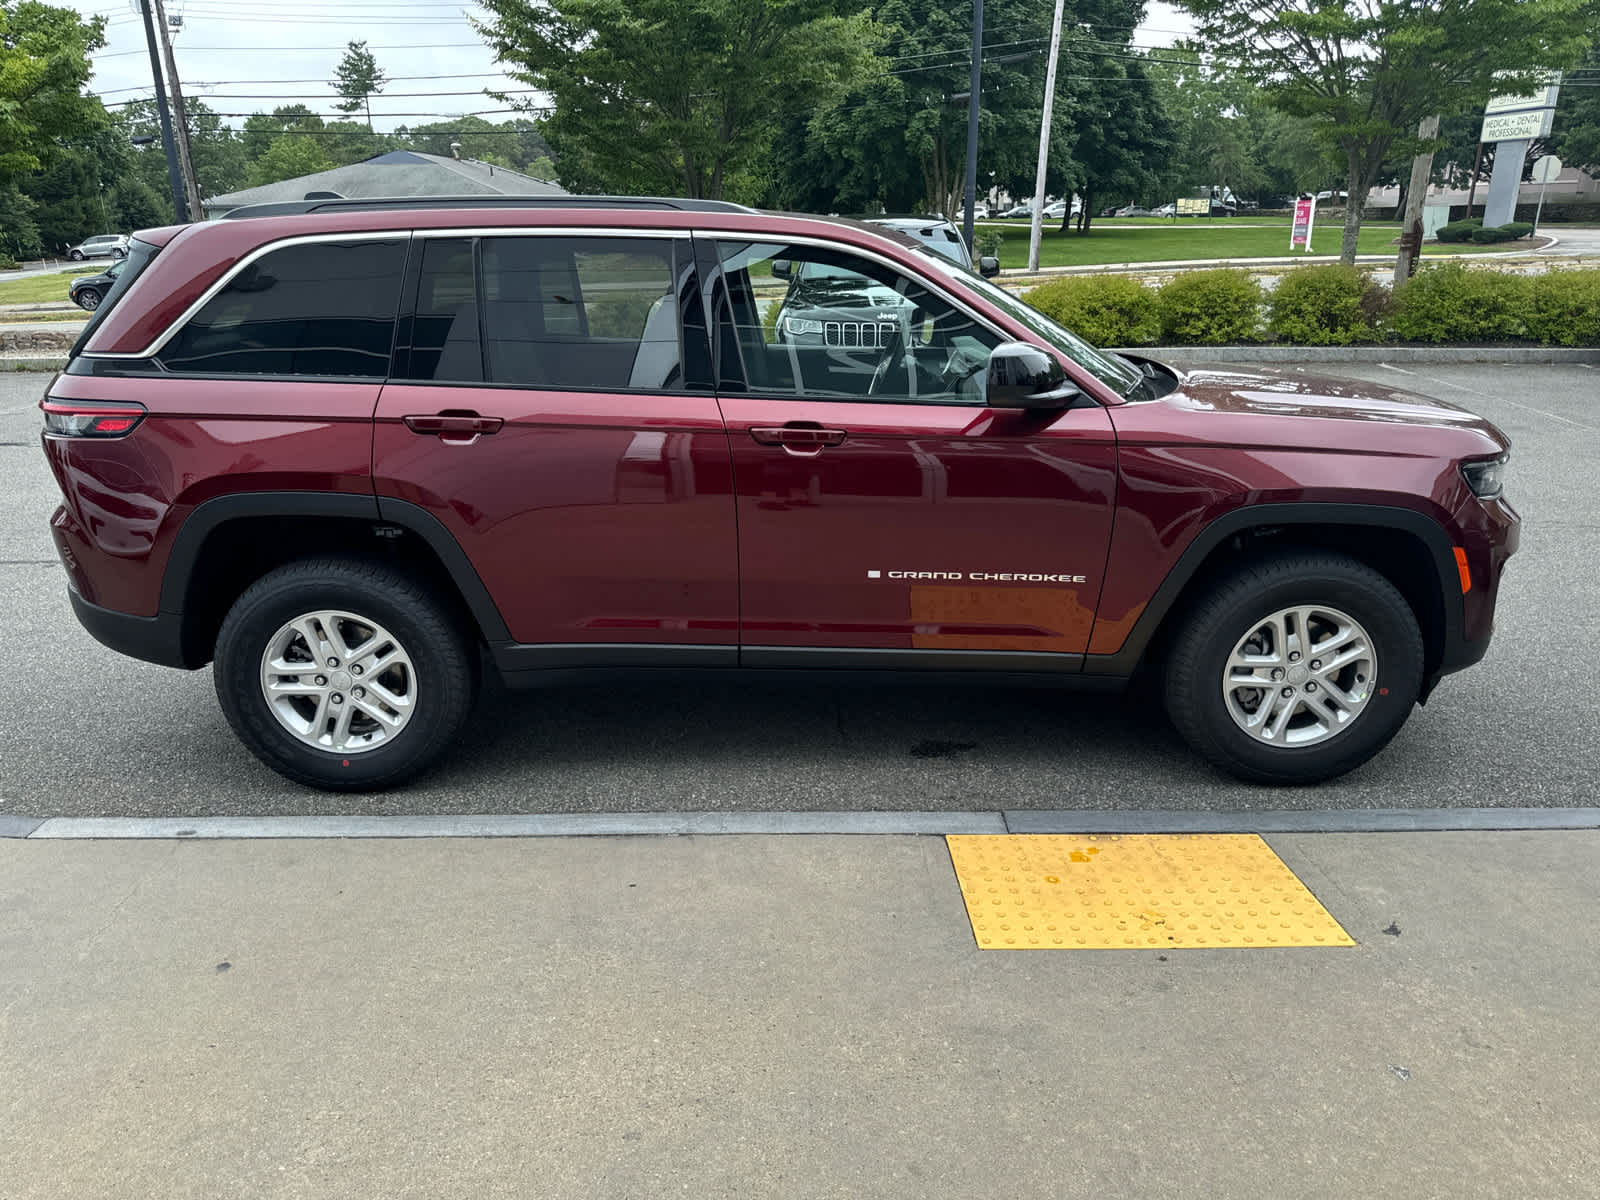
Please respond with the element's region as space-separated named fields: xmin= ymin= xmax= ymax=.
xmin=978 ymin=255 xmax=1000 ymax=278
xmin=770 ymin=258 xmax=793 ymax=279
xmin=986 ymin=341 xmax=1082 ymax=409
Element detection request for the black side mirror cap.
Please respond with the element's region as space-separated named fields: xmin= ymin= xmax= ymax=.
xmin=978 ymin=255 xmax=1000 ymax=278
xmin=986 ymin=341 xmax=1083 ymax=409
xmin=771 ymin=258 xmax=793 ymax=279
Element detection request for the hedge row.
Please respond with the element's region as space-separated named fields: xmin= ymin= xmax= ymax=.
xmin=1022 ymin=264 xmax=1600 ymax=348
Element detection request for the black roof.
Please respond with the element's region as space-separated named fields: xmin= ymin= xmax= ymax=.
xmin=219 ymin=195 xmax=758 ymax=220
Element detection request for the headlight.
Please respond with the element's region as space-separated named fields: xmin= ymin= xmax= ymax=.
xmin=783 ymin=317 xmax=824 ymax=336
xmin=1460 ymin=453 xmax=1508 ymax=499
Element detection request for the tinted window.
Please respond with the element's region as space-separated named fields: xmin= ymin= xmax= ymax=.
xmin=71 ymin=237 xmax=160 ymax=358
xmin=712 ymin=240 xmax=999 ymax=405
xmin=160 ymin=239 xmax=406 ymax=377
xmin=469 ymin=236 xmax=685 ymax=391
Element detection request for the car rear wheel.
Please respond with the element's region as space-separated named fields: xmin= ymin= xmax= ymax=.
xmin=214 ymin=559 xmax=476 ymax=791
xmin=1163 ymin=552 xmax=1424 ymax=785
xmin=76 ymin=288 xmax=102 ymax=311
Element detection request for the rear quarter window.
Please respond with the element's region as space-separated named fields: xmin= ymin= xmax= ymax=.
xmin=159 ymin=238 xmax=407 ymax=377
xmin=70 ymin=238 xmax=160 ymax=358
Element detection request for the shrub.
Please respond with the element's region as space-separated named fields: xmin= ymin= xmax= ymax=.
xmin=1023 ymin=275 xmax=1161 ymax=346
xmin=1470 ymin=224 xmax=1518 ymax=244
xmin=1435 ymin=219 xmax=1484 ymax=244
xmin=1156 ymin=269 xmax=1261 ymax=344
xmin=1266 ymin=264 xmax=1388 ymax=345
xmin=0 ymin=254 xmax=17 ymax=271
xmin=1388 ymin=263 xmax=1533 ymax=343
xmin=1523 ymin=270 xmax=1600 ymax=346
xmin=974 ymin=228 xmax=1005 ymax=259
xmin=1501 ymin=222 xmax=1535 ymax=239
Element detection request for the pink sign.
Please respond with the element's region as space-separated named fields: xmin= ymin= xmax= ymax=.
xmin=1291 ymin=197 xmax=1317 ymax=251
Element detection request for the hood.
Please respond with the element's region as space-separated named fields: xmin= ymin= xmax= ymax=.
xmin=1175 ymin=366 xmax=1498 ymax=433
xmin=1107 ymin=363 xmax=1512 ymax=462
xmin=785 ymin=276 xmax=910 ymax=314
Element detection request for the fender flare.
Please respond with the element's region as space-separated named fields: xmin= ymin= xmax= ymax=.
xmin=1083 ymin=502 xmax=1461 ymax=676
xmin=160 ymin=491 xmax=512 ymax=644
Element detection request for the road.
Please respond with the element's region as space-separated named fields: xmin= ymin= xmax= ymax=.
xmin=1 ymin=363 xmax=1594 ymax=818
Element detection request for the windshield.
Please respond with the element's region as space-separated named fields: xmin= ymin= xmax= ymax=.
xmin=70 ymin=237 xmax=159 ymax=358
xmin=920 ymin=254 xmax=1143 ymax=395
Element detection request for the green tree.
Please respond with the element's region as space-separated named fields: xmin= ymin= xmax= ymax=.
xmin=0 ymin=0 xmax=107 ymax=183
xmin=1551 ymin=49 xmax=1600 ymax=173
xmin=0 ymin=184 xmax=43 ymax=257
xmin=241 ymin=105 xmax=324 ymax=162
xmin=110 ymin=178 xmax=166 ymax=231
xmin=1176 ymin=0 xmax=1596 ymax=262
xmin=476 ymin=0 xmax=881 ymax=199
xmin=247 ymin=135 xmax=335 ymax=187
xmin=114 ymin=98 xmax=247 ymax=205
xmin=331 ymin=40 xmax=387 ymax=132
xmin=1060 ymin=55 xmax=1175 ymax=233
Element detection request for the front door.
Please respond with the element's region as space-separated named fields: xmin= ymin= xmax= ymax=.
xmin=705 ymin=238 xmax=1118 ymax=664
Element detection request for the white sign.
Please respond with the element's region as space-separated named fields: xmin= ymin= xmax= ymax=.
xmin=1532 ymin=154 xmax=1563 ymax=183
xmin=1485 ymin=72 xmax=1562 ymax=115
xmin=1481 ymin=108 xmax=1555 ymax=143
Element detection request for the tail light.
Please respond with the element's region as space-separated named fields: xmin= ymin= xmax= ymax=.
xmin=41 ymin=399 xmax=147 ymax=438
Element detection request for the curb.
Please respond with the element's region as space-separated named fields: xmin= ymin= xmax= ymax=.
xmin=1115 ymin=345 xmax=1600 ymax=365
xmin=5 ymin=807 xmax=1598 ymax=840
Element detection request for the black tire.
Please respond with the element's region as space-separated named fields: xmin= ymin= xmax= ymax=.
xmin=111 ymin=247 xmax=127 ymax=259
xmin=69 ymin=250 xmax=84 ymax=261
xmin=1163 ymin=552 xmax=1424 ymax=785
xmin=214 ymin=558 xmax=477 ymax=791
xmin=76 ymin=288 xmax=101 ymax=312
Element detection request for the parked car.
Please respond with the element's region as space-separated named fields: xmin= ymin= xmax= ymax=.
xmin=1042 ymin=199 xmax=1081 ymax=220
xmin=999 ymin=203 xmax=1034 ymax=218
xmin=1115 ymin=205 xmax=1154 ymax=218
xmin=1153 ymin=202 xmax=1177 ymax=216
xmin=69 ymin=259 xmax=125 ymax=311
xmin=866 ymin=216 xmax=998 ymax=276
xmin=41 ymin=195 xmax=1518 ymax=790
xmin=66 ymin=234 xmax=129 ymax=262
xmin=971 ymin=203 xmax=990 ymax=220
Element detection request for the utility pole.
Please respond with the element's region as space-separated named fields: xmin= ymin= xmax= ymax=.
xmin=151 ymin=0 xmax=204 ymax=221
xmin=1465 ymin=142 xmax=1485 ymax=217
xmin=1026 ymin=0 xmax=1066 ymax=272
xmin=1394 ymin=115 xmax=1441 ymax=287
xmin=960 ymin=0 xmax=982 ymax=250
xmin=137 ymin=0 xmax=187 ymax=222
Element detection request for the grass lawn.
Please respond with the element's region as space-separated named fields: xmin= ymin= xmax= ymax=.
xmin=0 ymin=310 xmax=88 ymax=324
xmin=981 ymin=221 xmax=1528 ymax=269
xmin=0 ymin=268 xmax=90 ymax=306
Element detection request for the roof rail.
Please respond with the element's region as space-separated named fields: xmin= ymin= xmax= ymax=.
xmin=219 ymin=194 xmax=759 ymax=220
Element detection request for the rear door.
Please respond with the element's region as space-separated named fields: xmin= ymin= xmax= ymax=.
xmin=703 ymin=237 xmax=1118 ymax=665
xmin=372 ymin=231 xmax=738 ymax=658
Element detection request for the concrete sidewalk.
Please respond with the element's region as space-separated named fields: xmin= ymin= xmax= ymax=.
xmin=2 ymin=830 xmax=1595 ymax=1198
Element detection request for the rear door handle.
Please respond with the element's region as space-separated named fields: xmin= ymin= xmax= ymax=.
xmin=404 ymin=412 xmax=504 ymax=441
xmin=749 ymin=425 xmax=848 ymax=456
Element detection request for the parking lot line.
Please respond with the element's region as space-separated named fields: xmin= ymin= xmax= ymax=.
xmin=947 ymin=834 xmax=1356 ymax=950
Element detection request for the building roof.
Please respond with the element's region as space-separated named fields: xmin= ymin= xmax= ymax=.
xmin=203 ymin=150 xmax=566 ymax=215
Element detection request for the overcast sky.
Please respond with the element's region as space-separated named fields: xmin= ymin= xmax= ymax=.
xmin=72 ymin=0 xmax=1197 ymax=135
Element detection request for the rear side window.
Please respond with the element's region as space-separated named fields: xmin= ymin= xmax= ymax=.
xmin=401 ymin=235 xmax=702 ymax=393
xmin=159 ymin=239 xmax=406 ymax=377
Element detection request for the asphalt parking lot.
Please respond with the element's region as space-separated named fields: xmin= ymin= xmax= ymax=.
xmin=2 ymin=362 xmax=1595 ymax=818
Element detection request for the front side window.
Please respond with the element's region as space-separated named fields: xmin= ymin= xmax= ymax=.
xmin=160 ymin=239 xmax=406 ymax=377
xmin=710 ymin=240 xmax=999 ymax=405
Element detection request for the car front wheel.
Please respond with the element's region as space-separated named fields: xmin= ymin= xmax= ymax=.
xmin=76 ymin=289 xmax=102 ymax=311
xmin=214 ymin=559 xmax=476 ymax=790
xmin=69 ymin=250 xmax=84 ymax=261
xmin=1163 ymin=553 xmax=1424 ymax=785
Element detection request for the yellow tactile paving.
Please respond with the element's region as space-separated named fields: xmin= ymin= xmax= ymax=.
xmin=946 ymin=834 xmax=1355 ymax=950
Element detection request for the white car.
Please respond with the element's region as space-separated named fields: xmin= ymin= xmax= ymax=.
xmin=67 ymin=234 xmax=129 ymax=262
xmin=1042 ymin=198 xmax=1083 ymax=220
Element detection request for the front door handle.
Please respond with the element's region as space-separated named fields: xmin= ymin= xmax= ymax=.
xmin=404 ymin=412 xmax=504 ymax=443
xmin=749 ymin=424 xmax=848 ymax=456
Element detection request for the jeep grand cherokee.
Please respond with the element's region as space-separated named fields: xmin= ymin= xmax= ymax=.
xmin=41 ymin=196 xmax=1519 ymax=791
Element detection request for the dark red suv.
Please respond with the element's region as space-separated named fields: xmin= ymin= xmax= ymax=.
xmin=42 ymin=197 xmax=1519 ymax=790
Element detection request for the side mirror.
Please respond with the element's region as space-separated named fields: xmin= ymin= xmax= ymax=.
xmin=771 ymin=258 xmax=793 ymax=279
xmin=978 ymin=255 xmax=1000 ymax=278
xmin=986 ymin=342 xmax=1082 ymax=409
